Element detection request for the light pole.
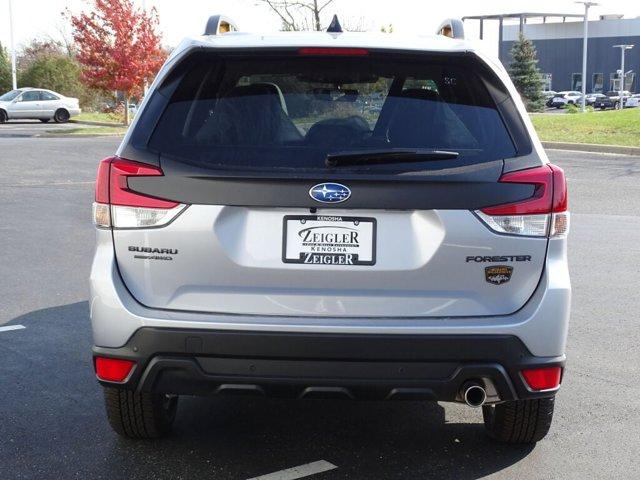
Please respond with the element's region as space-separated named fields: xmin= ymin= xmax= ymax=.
xmin=8 ymin=0 xmax=17 ymax=90
xmin=613 ymin=45 xmax=634 ymax=108
xmin=576 ymin=2 xmax=598 ymax=112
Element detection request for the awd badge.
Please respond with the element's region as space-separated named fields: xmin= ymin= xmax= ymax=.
xmin=485 ymin=266 xmax=513 ymax=285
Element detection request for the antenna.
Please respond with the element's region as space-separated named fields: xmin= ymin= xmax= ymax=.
xmin=326 ymin=15 xmax=343 ymax=33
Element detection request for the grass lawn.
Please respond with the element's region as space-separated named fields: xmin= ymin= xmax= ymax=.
xmin=531 ymin=108 xmax=640 ymax=147
xmin=68 ymin=108 xmax=639 ymax=144
xmin=48 ymin=126 xmax=127 ymax=136
xmin=74 ymin=111 xmax=125 ymax=125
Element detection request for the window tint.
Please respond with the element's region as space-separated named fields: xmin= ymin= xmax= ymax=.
xmin=0 ymin=90 xmax=22 ymax=101
xmin=21 ymin=91 xmax=40 ymax=102
xmin=148 ymin=53 xmax=518 ymax=174
xmin=40 ymin=91 xmax=59 ymax=100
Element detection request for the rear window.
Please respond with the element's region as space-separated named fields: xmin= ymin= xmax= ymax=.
xmin=147 ymin=51 xmax=518 ymax=174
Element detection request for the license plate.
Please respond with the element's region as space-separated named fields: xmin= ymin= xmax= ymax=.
xmin=282 ymin=215 xmax=376 ymax=266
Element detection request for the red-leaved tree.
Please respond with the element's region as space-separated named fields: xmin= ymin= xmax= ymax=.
xmin=68 ymin=0 xmax=166 ymax=124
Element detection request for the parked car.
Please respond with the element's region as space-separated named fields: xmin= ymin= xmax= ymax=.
xmin=90 ymin=15 xmax=570 ymax=444
xmin=623 ymin=94 xmax=640 ymax=108
xmin=543 ymin=90 xmax=557 ymax=100
xmin=0 ymin=87 xmax=80 ymax=123
xmin=594 ymin=91 xmax=633 ymax=110
xmin=548 ymin=91 xmax=582 ymax=108
xmin=585 ymin=93 xmax=606 ymax=106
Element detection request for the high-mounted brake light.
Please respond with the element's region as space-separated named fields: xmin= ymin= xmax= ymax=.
xmin=476 ymin=164 xmax=569 ymax=237
xmin=92 ymin=156 xmax=187 ymax=229
xmin=521 ymin=366 xmax=562 ymax=391
xmin=94 ymin=357 xmax=136 ymax=383
xmin=298 ymin=47 xmax=369 ymax=56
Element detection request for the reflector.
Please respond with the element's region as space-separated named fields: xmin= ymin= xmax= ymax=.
xmin=521 ymin=366 xmax=562 ymax=391
xmin=95 ymin=357 xmax=136 ymax=382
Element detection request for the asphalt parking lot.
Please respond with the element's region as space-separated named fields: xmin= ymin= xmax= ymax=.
xmin=1 ymin=136 xmax=639 ymax=479
xmin=0 ymin=119 xmax=91 ymax=138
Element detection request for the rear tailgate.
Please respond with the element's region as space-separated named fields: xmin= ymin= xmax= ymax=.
xmin=110 ymin=48 xmax=547 ymax=318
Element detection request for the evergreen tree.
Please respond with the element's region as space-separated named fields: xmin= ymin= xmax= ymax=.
xmin=509 ymin=34 xmax=545 ymax=112
xmin=0 ymin=42 xmax=13 ymax=93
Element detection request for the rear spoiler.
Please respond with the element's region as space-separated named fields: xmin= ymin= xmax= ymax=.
xmin=436 ymin=18 xmax=465 ymax=39
xmin=204 ymin=15 xmax=239 ymax=35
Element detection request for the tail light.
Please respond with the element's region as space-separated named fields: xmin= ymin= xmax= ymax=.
xmin=92 ymin=156 xmax=186 ymax=229
xmin=476 ymin=164 xmax=569 ymax=237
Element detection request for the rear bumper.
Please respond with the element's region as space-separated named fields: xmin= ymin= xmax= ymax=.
xmin=93 ymin=328 xmax=564 ymax=402
xmin=90 ymin=229 xmax=571 ymax=359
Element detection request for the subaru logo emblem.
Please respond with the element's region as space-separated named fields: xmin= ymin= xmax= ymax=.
xmin=309 ymin=183 xmax=351 ymax=203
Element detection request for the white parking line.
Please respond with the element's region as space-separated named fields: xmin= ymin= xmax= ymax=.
xmin=0 ymin=325 xmax=26 ymax=333
xmin=247 ymin=460 xmax=337 ymax=480
xmin=1 ymin=181 xmax=95 ymax=187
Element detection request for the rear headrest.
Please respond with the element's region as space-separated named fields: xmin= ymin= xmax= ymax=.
xmin=228 ymin=82 xmax=288 ymax=114
xmin=386 ymin=88 xmax=444 ymax=148
xmin=399 ymin=88 xmax=441 ymax=102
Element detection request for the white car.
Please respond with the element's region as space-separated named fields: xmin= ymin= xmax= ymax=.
xmin=549 ymin=91 xmax=583 ymax=108
xmin=0 ymin=87 xmax=81 ymax=123
xmin=624 ymin=94 xmax=640 ymax=108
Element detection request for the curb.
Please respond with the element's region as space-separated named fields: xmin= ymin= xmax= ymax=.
xmin=542 ymin=141 xmax=640 ymax=156
xmin=69 ymin=119 xmax=126 ymax=127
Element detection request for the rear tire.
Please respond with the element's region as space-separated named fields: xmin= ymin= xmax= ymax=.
xmin=0 ymin=109 xmax=7 ymax=123
xmin=54 ymin=108 xmax=70 ymax=123
xmin=482 ymin=397 xmax=555 ymax=444
xmin=103 ymin=386 xmax=178 ymax=439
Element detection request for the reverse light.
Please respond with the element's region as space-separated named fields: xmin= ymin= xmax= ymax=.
xmin=521 ymin=366 xmax=562 ymax=391
xmin=93 ymin=156 xmax=187 ymax=229
xmin=476 ymin=164 xmax=569 ymax=237
xmin=94 ymin=357 xmax=136 ymax=382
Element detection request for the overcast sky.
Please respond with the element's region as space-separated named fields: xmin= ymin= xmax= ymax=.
xmin=2 ymin=0 xmax=640 ymax=58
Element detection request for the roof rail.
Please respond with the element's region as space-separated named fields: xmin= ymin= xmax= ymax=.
xmin=436 ymin=18 xmax=465 ymax=39
xmin=204 ymin=15 xmax=239 ymax=35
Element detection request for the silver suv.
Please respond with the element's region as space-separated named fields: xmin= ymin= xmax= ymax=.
xmin=90 ymin=17 xmax=570 ymax=443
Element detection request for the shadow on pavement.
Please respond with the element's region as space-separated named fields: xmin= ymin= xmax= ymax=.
xmin=0 ymin=302 xmax=534 ymax=479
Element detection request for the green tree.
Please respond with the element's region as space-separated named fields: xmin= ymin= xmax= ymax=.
xmin=18 ymin=54 xmax=82 ymax=96
xmin=0 ymin=42 xmax=12 ymax=93
xmin=508 ymin=34 xmax=545 ymax=112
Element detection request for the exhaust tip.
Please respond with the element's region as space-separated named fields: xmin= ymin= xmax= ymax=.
xmin=462 ymin=381 xmax=487 ymax=408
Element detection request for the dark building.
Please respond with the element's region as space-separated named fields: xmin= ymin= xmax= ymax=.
xmin=500 ymin=16 xmax=640 ymax=93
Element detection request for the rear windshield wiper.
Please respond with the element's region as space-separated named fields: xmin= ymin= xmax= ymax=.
xmin=325 ymin=149 xmax=459 ymax=168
